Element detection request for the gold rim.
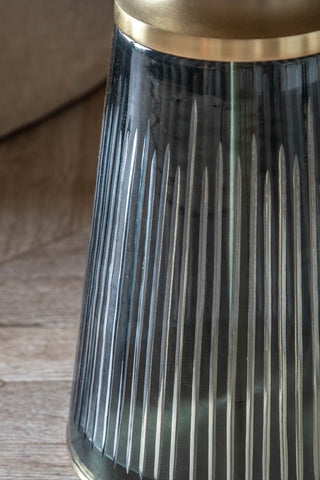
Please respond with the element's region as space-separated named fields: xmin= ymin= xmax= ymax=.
xmin=115 ymin=1 xmax=320 ymax=62
xmin=70 ymin=459 xmax=93 ymax=480
xmin=68 ymin=438 xmax=96 ymax=480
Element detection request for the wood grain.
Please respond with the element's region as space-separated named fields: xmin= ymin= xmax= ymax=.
xmin=0 ymin=381 xmax=71 ymax=445
xmin=0 ymin=229 xmax=86 ymax=478
xmin=0 ymin=327 xmax=78 ymax=383
xmin=0 ymin=228 xmax=89 ymax=327
xmin=0 ymin=443 xmax=77 ymax=480
xmin=0 ymin=84 xmax=107 ymax=479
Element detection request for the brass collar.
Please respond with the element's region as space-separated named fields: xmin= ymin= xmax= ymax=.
xmin=115 ymin=0 xmax=320 ymax=62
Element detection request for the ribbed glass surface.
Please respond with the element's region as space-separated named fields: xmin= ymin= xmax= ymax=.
xmin=68 ymin=28 xmax=320 ymax=479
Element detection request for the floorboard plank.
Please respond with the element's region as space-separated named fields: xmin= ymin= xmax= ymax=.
xmin=0 ymin=327 xmax=77 ymax=382
xmin=0 ymin=381 xmax=71 ymax=445
xmin=0 ymin=443 xmax=78 ymax=479
xmin=0 ymin=228 xmax=89 ymax=328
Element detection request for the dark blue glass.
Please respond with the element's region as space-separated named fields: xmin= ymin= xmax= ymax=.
xmin=68 ymin=28 xmax=320 ymax=480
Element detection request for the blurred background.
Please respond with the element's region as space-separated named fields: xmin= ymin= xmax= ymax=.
xmin=0 ymin=0 xmax=114 ymax=261
xmin=0 ymin=1 xmax=113 ymax=478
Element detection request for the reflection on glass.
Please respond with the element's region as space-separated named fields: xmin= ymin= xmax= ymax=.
xmin=68 ymin=28 xmax=320 ymax=479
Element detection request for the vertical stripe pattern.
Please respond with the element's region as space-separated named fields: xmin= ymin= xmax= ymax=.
xmin=263 ymin=171 xmax=272 ymax=480
xmin=307 ymin=100 xmax=320 ymax=479
xmin=278 ymin=146 xmax=288 ymax=480
xmin=208 ymin=144 xmax=223 ymax=480
xmin=71 ymin=97 xmax=320 ymax=480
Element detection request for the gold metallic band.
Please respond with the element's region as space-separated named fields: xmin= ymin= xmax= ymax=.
xmin=115 ymin=2 xmax=320 ymax=62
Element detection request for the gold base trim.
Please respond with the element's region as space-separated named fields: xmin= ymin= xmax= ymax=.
xmin=68 ymin=439 xmax=98 ymax=480
xmin=71 ymin=459 xmax=94 ymax=480
xmin=115 ymin=2 xmax=320 ymax=62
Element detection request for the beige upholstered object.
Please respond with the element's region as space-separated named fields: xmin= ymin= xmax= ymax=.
xmin=0 ymin=0 xmax=114 ymax=138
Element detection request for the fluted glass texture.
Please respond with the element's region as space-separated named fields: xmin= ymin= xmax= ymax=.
xmin=68 ymin=28 xmax=320 ymax=479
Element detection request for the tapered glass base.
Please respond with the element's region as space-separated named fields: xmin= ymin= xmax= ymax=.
xmin=68 ymin=26 xmax=320 ymax=480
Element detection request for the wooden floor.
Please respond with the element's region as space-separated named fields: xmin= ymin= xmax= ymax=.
xmin=0 ymin=88 xmax=105 ymax=479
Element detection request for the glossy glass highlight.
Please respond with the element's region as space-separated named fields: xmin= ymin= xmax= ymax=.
xmin=68 ymin=28 xmax=320 ymax=479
